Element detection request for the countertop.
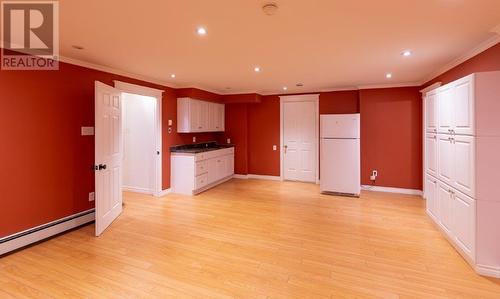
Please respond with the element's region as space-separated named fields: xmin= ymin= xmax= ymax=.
xmin=170 ymin=142 xmax=234 ymax=154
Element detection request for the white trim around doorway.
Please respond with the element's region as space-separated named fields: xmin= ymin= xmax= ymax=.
xmin=113 ymin=81 xmax=166 ymax=197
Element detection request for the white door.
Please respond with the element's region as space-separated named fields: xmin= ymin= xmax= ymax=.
xmin=425 ymin=175 xmax=439 ymax=221
xmin=437 ymin=86 xmax=454 ymax=134
xmin=452 ymin=189 xmax=475 ymax=258
xmin=437 ymin=182 xmax=453 ymax=235
xmin=283 ymin=100 xmax=317 ymax=182
xmin=425 ymin=92 xmax=438 ymax=133
xmin=453 ymin=75 xmax=475 ymax=135
xmin=425 ymin=134 xmax=438 ymax=177
xmin=453 ymin=135 xmax=475 ymax=197
xmin=95 ymin=81 xmax=123 ymax=236
xmin=437 ymin=134 xmax=454 ymax=186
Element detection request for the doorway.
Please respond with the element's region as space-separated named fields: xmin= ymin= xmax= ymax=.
xmin=114 ymin=81 xmax=164 ymax=197
xmin=280 ymin=94 xmax=319 ymax=183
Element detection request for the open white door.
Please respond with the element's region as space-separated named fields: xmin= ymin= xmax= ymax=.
xmin=95 ymin=81 xmax=123 ymax=236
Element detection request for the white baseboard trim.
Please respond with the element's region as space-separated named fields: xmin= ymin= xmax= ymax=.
xmin=233 ymin=174 xmax=282 ymax=181
xmin=361 ymin=185 xmax=423 ymax=196
xmin=122 ymin=186 xmax=154 ymax=195
xmin=476 ymin=264 xmax=500 ymax=278
xmin=0 ymin=209 xmax=95 ymax=256
xmin=156 ymin=188 xmax=171 ymax=197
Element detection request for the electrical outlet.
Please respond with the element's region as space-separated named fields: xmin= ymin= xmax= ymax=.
xmin=273 ymin=145 xmax=277 ymax=151
xmin=227 ymin=138 xmax=231 ymax=144
xmin=192 ymin=136 xmax=196 ymax=143
xmin=89 ymin=192 xmax=95 ymax=202
xmin=370 ymin=170 xmax=378 ymax=181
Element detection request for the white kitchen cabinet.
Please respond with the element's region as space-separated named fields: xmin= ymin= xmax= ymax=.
xmin=437 ymin=134 xmax=454 ymax=186
xmin=437 ymin=181 xmax=454 ymax=236
xmin=437 ymin=86 xmax=454 ymax=134
xmin=453 ymin=189 xmax=475 ymax=258
xmin=436 ymin=75 xmax=475 ymax=135
xmin=452 ymin=135 xmax=475 ymax=197
xmin=423 ymin=71 xmax=500 ymax=278
xmin=171 ymin=147 xmax=234 ymax=195
xmin=425 ymin=92 xmax=438 ymax=133
xmin=177 ymin=97 xmax=225 ymax=133
xmin=425 ymin=134 xmax=438 ymax=177
xmin=425 ymin=175 xmax=439 ymax=221
xmin=453 ymin=75 xmax=475 ymax=136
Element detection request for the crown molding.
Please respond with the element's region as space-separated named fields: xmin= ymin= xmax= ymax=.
xmin=420 ymin=33 xmax=500 ymax=85
xmin=357 ymin=82 xmax=422 ymax=90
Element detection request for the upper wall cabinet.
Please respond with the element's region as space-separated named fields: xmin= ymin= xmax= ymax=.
xmin=425 ymin=91 xmax=437 ymax=133
xmin=436 ymin=74 xmax=475 ymax=135
xmin=177 ymin=98 xmax=225 ymax=133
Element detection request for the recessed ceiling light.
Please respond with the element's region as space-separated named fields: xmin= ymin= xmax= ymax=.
xmin=402 ymin=50 xmax=412 ymax=57
xmin=196 ymin=27 xmax=207 ymax=35
xmin=386 ymin=73 xmax=393 ymax=79
xmin=283 ymin=86 xmax=288 ymax=91
xmin=72 ymin=45 xmax=84 ymax=50
xmin=254 ymin=67 xmax=261 ymax=72
xmin=170 ymin=74 xmax=176 ymax=78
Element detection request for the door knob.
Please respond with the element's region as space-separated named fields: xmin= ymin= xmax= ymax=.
xmin=98 ymin=164 xmax=107 ymax=170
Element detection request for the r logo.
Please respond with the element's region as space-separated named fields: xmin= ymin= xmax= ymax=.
xmin=1 ymin=1 xmax=59 ymax=70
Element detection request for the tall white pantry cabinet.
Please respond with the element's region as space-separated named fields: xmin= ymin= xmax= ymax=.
xmin=423 ymin=71 xmax=500 ymax=278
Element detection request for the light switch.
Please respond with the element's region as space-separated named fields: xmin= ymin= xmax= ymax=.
xmin=81 ymin=127 xmax=94 ymax=136
xmin=168 ymin=119 xmax=173 ymax=126
xmin=273 ymin=145 xmax=277 ymax=151
xmin=227 ymin=138 xmax=231 ymax=144
xmin=193 ymin=136 xmax=196 ymax=143
xmin=89 ymin=192 xmax=95 ymax=202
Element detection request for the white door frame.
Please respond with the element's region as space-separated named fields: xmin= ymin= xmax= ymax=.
xmin=113 ymin=81 xmax=165 ymax=197
xmin=279 ymin=94 xmax=320 ymax=184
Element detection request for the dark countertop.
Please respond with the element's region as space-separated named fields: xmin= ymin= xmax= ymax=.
xmin=170 ymin=141 xmax=234 ymax=154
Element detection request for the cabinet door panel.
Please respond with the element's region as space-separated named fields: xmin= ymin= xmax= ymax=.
xmin=426 ymin=93 xmax=438 ymax=133
xmin=215 ymin=156 xmax=226 ymax=181
xmin=437 ymin=87 xmax=453 ymax=134
xmin=189 ymin=99 xmax=201 ymax=132
xmin=453 ymin=135 xmax=475 ymax=197
xmin=437 ymin=135 xmax=454 ymax=186
xmin=225 ymin=154 xmax=234 ymax=177
xmin=207 ymin=158 xmax=217 ymax=184
xmin=425 ymin=175 xmax=439 ymax=220
xmin=437 ymin=182 xmax=454 ymax=235
xmin=453 ymin=190 xmax=475 ymax=259
xmin=453 ymin=76 xmax=475 ymax=135
xmin=425 ymin=134 xmax=438 ymax=177
xmin=198 ymin=101 xmax=209 ymax=131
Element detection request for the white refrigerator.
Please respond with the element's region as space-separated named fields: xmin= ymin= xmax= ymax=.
xmin=320 ymin=114 xmax=360 ymax=196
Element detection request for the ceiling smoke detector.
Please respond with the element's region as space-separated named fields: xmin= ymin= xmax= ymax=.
xmin=262 ymin=3 xmax=278 ymax=16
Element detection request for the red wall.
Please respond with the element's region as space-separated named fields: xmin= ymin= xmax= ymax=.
xmin=319 ymin=90 xmax=360 ymax=114
xmin=0 ymin=56 xmax=221 ymax=238
xmin=424 ymin=43 xmax=500 ymax=87
xmin=359 ymin=87 xmax=423 ymax=189
xmin=219 ymin=104 xmax=249 ymax=174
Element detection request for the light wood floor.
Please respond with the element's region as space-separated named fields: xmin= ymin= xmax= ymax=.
xmin=1 ymin=179 xmax=499 ymax=298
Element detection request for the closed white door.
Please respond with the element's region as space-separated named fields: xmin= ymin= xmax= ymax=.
xmin=425 ymin=175 xmax=439 ymax=221
xmin=283 ymin=100 xmax=317 ymax=182
xmin=437 ymin=182 xmax=453 ymax=235
xmin=425 ymin=93 xmax=438 ymax=133
xmin=453 ymin=135 xmax=475 ymax=197
xmin=453 ymin=76 xmax=475 ymax=135
xmin=95 ymin=81 xmax=123 ymax=236
xmin=437 ymin=134 xmax=454 ymax=186
xmin=452 ymin=189 xmax=475 ymax=258
xmin=425 ymin=134 xmax=438 ymax=177
xmin=437 ymin=87 xmax=453 ymax=134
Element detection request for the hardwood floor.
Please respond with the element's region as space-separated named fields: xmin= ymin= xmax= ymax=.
xmin=1 ymin=179 xmax=499 ymax=298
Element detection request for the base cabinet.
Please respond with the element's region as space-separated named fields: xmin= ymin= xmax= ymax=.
xmin=171 ymin=147 xmax=234 ymax=195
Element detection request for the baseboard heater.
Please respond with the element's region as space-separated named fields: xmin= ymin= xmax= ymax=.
xmin=0 ymin=209 xmax=95 ymax=256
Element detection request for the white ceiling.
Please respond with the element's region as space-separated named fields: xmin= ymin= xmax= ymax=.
xmin=59 ymin=0 xmax=500 ymax=94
